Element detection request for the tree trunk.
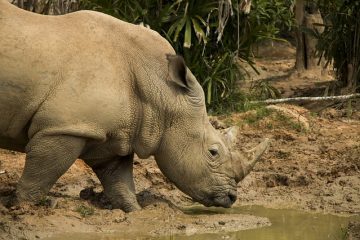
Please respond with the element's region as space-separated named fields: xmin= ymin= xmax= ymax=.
xmin=294 ymin=0 xmax=324 ymax=71
xmin=295 ymin=0 xmax=305 ymax=71
xmin=304 ymin=9 xmax=324 ymax=70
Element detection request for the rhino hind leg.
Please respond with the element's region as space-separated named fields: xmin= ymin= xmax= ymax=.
xmin=16 ymin=134 xmax=86 ymax=203
xmin=88 ymin=154 xmax=141 ymax=212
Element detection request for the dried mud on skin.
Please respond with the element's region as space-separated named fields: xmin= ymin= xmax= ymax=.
xmin=0 ymin=107 xmax=359 ymax=239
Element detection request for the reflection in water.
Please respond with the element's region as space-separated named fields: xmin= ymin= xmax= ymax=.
xmin=176 ymin=205 xmax=358 ymax=240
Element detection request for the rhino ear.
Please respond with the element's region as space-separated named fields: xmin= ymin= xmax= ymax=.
xmin=166 ymin=54 xmax=189 ymax=89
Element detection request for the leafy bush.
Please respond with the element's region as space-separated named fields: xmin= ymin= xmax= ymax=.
xmin=80 ymin=0 xmax=295 ymax=111
xmin=247 ymin=0 xmax=295 ymax=41
xmin=316 ymin=0 xmax=360 ymax=93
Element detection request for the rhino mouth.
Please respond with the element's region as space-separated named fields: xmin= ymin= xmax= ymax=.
xmin=196 ymin=190 xmax=237 ymax=208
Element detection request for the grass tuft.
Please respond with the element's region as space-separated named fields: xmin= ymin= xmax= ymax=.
xmin=76 ymin=204 xmax=94 ymax=218
xmin=274 ymin=112 xmax=305 ymax=133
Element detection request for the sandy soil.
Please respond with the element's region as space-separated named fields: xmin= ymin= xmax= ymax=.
xmin=0 ymin=41 xmax=359 ymax=239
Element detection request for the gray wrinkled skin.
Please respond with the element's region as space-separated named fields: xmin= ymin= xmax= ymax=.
xmin=0 ymin=0 xmax=269 ymax=212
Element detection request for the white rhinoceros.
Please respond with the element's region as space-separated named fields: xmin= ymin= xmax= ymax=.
xmin=0 ymin=0 xmax=269 ymax=212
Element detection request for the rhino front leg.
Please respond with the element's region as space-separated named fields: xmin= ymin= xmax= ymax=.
xmin=88 ymin=154 xmax=141 ymax=212
xmin=17 ymin=134 xmax=86 ymax=202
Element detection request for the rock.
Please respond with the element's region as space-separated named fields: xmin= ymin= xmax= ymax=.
xmin=308 ymin=135 xmax=317 ymax=141
xmin=209 ymin=117 xmax=227 ymax=129
xmin=263 ymin=173 xmax=289 ymax=187
xmin=50 ymin=198 xmax=58 ymax=209
xmin=177 ymin=224 xmax=186 ymax=230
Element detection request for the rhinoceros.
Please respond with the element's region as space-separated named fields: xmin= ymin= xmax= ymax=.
xmin=0 ymin=0 xmax=269 ymax=212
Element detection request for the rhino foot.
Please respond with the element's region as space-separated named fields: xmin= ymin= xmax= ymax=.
xmin=87 ymin=154 xmax=141 ymax=213
xmin=110 ymin=198 xmax=141 ymax=212
xmin=16 ymin=134 xmax=86 ymax=208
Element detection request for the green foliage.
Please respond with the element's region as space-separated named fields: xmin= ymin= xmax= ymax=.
xmin=250 ymin=80 xmax=282 ymax=100
xmin=80 ymin=0 xmax=172 ymax=31
xmin=166 ymin=1 xmax=216 ymax=48
xmin=246 ymin=110 xmax=305 ymax=132
xmin=243 ymin=107 xmax=272 ymax=125
xmin=274 ymin=112 xmax=304 ymax=132
xmin=184 ymin=49 xmax=244 ymax=113
xmin=35 ymin=197 xmax=51 ymax=207
xmin=76 ymin=204 xmax=95 ymax=218
xmin=316 ymin=0 xmax=360 ymax=92
xmin=80 ymin=0 xmax=295 ymax=111
xmin=248 ymin=0 xmax=295 ymax=40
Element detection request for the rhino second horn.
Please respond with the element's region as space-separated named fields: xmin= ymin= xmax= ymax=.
xmin=223 ymin=126 xmax=239 ymax=148
xmin=232 ymin=138 xmax=270 ymax=183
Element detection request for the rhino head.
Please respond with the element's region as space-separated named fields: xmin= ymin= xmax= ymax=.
xmin=153 ymin=55 xmax=270 ymax=208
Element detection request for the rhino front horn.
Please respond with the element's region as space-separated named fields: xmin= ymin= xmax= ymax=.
xmin=232 ymin=138 xmax=270 ymax=183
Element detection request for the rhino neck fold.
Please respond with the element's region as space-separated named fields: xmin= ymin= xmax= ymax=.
xmin=130 ymin=56 xmax=176 ymax=159
xmin=132 ymin=103 xmax=165 ymax=159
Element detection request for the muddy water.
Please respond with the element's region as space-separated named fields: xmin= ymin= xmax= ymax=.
xmin=47 ymin=206 xmax=358 ymax=240
xmin=177 ymin=205 xmax=358 ymax=240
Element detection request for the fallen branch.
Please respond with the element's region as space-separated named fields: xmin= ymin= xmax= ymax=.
xmin=250 ymin=93 xmax=360 ymax=104
xmin=0 ymin=170 xmax=5 ymax=175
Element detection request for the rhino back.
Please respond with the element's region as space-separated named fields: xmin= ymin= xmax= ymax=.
xmin=0 ymin=1 xmax=176 ymax=155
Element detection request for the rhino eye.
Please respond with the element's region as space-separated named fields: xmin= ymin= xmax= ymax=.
xmin=209 ymin=149 xmax=219 ymax=158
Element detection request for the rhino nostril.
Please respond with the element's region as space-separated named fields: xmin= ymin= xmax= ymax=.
xmin=228 ymin=192 xmax=237 ymax=204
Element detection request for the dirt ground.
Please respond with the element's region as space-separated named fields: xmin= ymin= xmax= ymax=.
xmin=0 ymin=41 xmax=359 ymax=239
xmin=226 ymin=105 xmax=360 ymax=214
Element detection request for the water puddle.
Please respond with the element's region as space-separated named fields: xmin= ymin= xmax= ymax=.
xmin=47 ymin=205 xmax=358 ymax=240
xmin=174 ymin=205 xmax=358 ymax=240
